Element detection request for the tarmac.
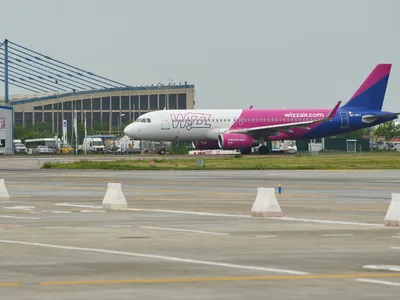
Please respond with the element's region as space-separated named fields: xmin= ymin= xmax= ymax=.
xmin=1 ymin=166 xmax=400 ymax=299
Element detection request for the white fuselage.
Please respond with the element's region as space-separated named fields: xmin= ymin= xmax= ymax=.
xmin=124 ymin=109 xmax=242 ymax=141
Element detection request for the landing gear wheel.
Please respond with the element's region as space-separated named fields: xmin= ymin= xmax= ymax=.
xmin=258 ymin=146 xmax=269 ymax=155
xmin=159 ymin=149 xmax=166 ymax=155
xmin=240 ymin=147 xmax=252 ymax=155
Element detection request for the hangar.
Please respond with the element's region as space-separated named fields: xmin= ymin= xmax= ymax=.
xmin=0 ymin=39 xmax=195 ymax=135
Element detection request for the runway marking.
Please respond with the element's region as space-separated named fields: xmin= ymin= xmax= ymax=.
xmin=392 ymin=236 xmax=400 ymax=239
xmin=256 ymin=235 xmax=277 ymax=238
xmin=54 ymin=203 xmax=384 ymax=227
xmin=390 ymin=247 xmax=400 ymax=250
xmin=0 ymin=215 xmax=40 ymax=220
xmin=321 ymin=234 xmax=354 ymax=237
xmin=44 ymin=226 xmax=72 ymax=229
xmin=2 ymin=272 xmax=400 ymax=288
xmin=0 ymin=282 xmax=19 ymax=287
xmin=2 ymin=206 xmax=35 ymax=210
xmin=105 ymin=225 xmax=132 ymax=228
xmin=51 ymin=211 xmax=72 ymax=214
xmin=356 ymin=278 xmax=400 ymax=287
xmin=80 ymin=210 xmax=105 ymax=213
xmin=0 ymin=239 xmax=308 ymax=275
xmin=140 ymin=226 xmax=229 ymax=236
xmin=363 ymin=265 xmax=400 ymax=272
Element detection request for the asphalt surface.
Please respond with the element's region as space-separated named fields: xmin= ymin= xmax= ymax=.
xmin=0 ymin=169 xmax=400 ymax=299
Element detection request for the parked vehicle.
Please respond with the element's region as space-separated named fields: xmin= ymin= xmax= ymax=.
xmin=32 ymin=145 xmax=55 ymax=154
xmin=13 ymin=139 xmax=27 ymax=154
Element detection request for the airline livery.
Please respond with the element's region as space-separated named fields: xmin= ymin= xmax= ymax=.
xmin=124 ymin=64 xmax=399 ymax=155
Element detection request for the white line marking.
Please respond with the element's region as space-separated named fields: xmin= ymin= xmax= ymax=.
xmin=44 ymin=226 xmax=72 ymax=229
xmin=80 ymin=210 xmax=105 ymax=213
xmin=356 ymin=278 xmax=400 ymax=287
xmin=321 ymin=234 xmax=354 ymax=237
xmin=140 ymin=226 xmax=229 ymax=236
xmin=0 ymin=215 xmax=39 ymax=220
xmin=55 ymin=203 xmax=383 ymax=227
xmin=363 ymin=265 xmax=400 ymax=272
xmin=105 ymin=225 xmax=132 ymax=228
xmin=392 ymin=236 xmax=400 ymax=239
xmin=2 ymin=206 xmax=35 ymax=210
xmin=51 ymin=211 xmax=72 ymax=214
xmin=56 ymin=203 xmax=102 ymax=209
xmin=0 ymin=239 xmax=308 ymax=275
xmin=390 ymin=247 xmax=400 ymax=250
xmin=256 ymin=235 xmax=277 ymax=238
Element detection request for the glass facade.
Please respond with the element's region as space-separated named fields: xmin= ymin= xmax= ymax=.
xmin=15 ymin=91 xmax=191 ymax=132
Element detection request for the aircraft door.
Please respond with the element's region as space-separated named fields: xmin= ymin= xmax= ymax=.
xmin=238 ymin=117 xmax=244 ymax=127
xmin=161 ymin=114 xmax=170 ymax=130
xmin=340 ymin=112 xmax=349 ymax=128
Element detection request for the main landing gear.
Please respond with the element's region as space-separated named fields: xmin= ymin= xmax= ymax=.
xmin=258 ymin=145 xmax=269 ymax=155
xmin=158 ymin=141 xmax=166 ymax=155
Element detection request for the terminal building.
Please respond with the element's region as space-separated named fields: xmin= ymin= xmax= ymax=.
xmin=5 ymin=84 xmax=195 ymax=134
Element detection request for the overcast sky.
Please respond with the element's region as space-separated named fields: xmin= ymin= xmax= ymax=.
xmin=1 ymin=0 xmax=399 ymax=112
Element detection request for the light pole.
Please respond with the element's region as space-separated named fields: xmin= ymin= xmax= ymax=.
xmin=118 ymin=113 xmax=125 ymax=136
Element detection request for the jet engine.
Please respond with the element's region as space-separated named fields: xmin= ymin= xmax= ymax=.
xmin=217 ymin=133 xmax=258 ymax=149
xmin=192 ymin=140 xmax=220 ymax=150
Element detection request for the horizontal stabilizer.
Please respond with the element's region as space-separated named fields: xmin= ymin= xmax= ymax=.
xmin=362 ymin=113 xmax=400 ymax=123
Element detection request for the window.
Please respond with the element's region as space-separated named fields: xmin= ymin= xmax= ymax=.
xmin=92 ymin=98 xmax=100 ymax=110
xmin=111 ymin=96 xmax=120 ymax=110
xmin=34 ymin=106 xmax=42 ymax=111
xmin=112 ymin=112 xmax=120 ymax=128
xmin=34 ymin=112 xmax=43 ymax=122
xmin=140 ymin=95 xmax=148 ymax=110
xmin=75 ymin=100 xmax=82 ymax=110
xmin=141 ymin=118 xmax=146 ymax=123
xmin=146 ymin=118 xmax=151 ymax=123
xmin=63 ymin=101 xmax=71 ymax=110
xmin=168 ymin=94 xmax=177 ymax=109
xmin=102 ymin=112 xmax=110 ymax=124
xmin=150 ymin=95 xmax=158 ymax=110
xmin=83 ymin=99 xmax=91 ymax=110
xmin=178 ymin=93 xmax=186 ymax=109
xmin=44 ymin=112 xmax=52 ymax=123
xmin=121 ymin=96 xmax=129 ymax=110
xmin=159 ymin=94 xmax=166 ymax=109
xmin=131 ymin=95 xmax=139 ymax=110
xmin=102 ymin=97 xmax=110 ymax=110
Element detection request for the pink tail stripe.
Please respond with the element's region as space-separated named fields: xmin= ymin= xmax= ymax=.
xmin=349 ymin=64 xmax=391 ymax=101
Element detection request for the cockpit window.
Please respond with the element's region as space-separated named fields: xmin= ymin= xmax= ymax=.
xmin=146 ymin=118 xmax=151 ymax=123
xmin=141 ymin=119 xmax=146 ymax=123
xmin=135 ymin=118 xmax=142 ymax=122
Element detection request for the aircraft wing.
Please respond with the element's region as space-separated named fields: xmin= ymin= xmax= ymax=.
xmin=227 ymin=101 xmax=341 ymax=135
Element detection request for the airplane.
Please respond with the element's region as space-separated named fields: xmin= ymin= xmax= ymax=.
xmin=124 ymin=64 xmax=399 ymax=155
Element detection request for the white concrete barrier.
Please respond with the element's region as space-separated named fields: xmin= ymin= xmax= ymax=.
xmin=384 ymin=193 xmax=400 ymax=227
xmin=0 ymin=179 xmax=9 ymax=200
xmin=102 ymin=183 xmax=127 ymax=210
xmin=251 ymin=187 xmax=283 ymax=217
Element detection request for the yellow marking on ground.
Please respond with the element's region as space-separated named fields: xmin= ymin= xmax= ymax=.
xmin=0 ymin=282 xmax=20 ymax=287
xmin=33 ymin=272 xmax=400 ymax=286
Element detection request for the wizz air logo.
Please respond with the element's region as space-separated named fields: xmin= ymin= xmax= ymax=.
xmin=171 ymin=113 xmax=211 ymax=130
xmin=283 ymin=112 xmax=325 ymax=118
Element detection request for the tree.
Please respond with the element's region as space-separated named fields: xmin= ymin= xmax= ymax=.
xmin=374 ymin=121 xmax=400 ymax=140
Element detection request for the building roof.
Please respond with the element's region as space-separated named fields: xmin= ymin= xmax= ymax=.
xmin=2 ymin=84 xmax=195 ymax=106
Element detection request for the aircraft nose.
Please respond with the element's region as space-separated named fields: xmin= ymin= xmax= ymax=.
xmin=124 ymin=123 xmax=136 ymax=138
